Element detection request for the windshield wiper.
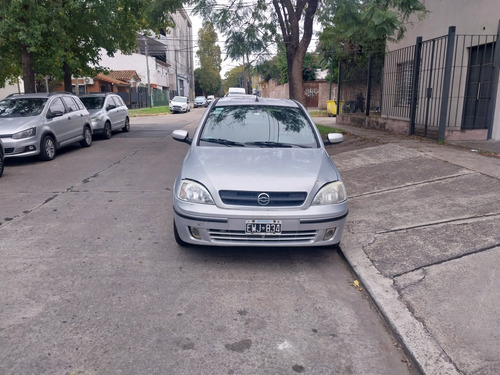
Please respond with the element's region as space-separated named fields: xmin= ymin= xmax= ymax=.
xmin=199 ymin=138 xmax=245 ymax=147
xmin=245 ymin=141 xmax=309 ymax=148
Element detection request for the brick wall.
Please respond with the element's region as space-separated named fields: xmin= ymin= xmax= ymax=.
xmin=261 ymin=79 xmax=338 ymax=110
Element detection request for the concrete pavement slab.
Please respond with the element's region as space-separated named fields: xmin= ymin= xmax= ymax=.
xmin=365 ymin=215 xmax=500 ymax=277
xmin=395 ymin=247 xmax=500 ymax=375
xmin=345 ymin=172 xmax=500 ymax=234
xmin=317 ymin=117 xmax=500 ymax=375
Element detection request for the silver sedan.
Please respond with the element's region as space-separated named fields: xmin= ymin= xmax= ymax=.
xmin=172 ymin=96 xmax=348 ymax=247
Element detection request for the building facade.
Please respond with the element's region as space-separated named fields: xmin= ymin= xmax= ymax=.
xmin=382 ymin=0 xmax=500 ymax=140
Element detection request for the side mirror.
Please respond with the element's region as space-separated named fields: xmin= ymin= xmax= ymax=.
xmin=106 ymin=104 xmax=116 ymax=111
xmin=47 ymin=110 xmax=64 ymax=119
xmin=326 ymin=133 xmax=344 ymax=145
xmin=172 ymin=129 xmax=192 ymax=145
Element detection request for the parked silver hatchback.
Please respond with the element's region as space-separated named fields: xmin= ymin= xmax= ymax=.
xmin=172 ymin=96 xmax=348 ymax=248
xmin=80 ymin=93 xmax=130 ymax=139
xmin=0 ymin=92 xmax=92 ymax=161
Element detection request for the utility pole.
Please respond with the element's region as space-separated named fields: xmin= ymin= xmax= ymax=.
xmin=175 ymin=49 xmax=179 ymax=96
xmin=145 ymin=37 xmax=153 ymax=108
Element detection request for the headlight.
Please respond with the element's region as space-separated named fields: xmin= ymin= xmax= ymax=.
xmin=177 ymin=180 xmax=215 ymax=204
xmin=312 ymin=181 xmax=347 ymax=205
xmin=91 ymin=114 xmax=103 ymax=122
xmin=12 ymin=127 xmax=36 ymax=139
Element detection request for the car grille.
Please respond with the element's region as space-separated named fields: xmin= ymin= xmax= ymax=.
xmin=219 ymin=190 xmax=307 ymax=207
xmin=208 ymin=229 xmax=317 ymax=243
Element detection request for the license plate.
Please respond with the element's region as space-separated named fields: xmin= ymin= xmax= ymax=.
xmin=245 ymin=220 xmax=282 ymax=235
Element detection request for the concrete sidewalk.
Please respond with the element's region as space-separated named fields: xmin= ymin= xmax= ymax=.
xmin=314 ymin=117 xmax=500 ymax=375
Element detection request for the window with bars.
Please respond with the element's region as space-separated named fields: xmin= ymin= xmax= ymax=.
xmin=396 ymin=61 xmax=414 ymax=107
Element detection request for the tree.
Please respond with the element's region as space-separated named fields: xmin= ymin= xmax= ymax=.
xmin=196 ymin=22 xmax=222 ymax=96
xmin=0 ymin=0 xmax=184 ymax=93
xmin=192 ymin=0 xmax=426 ymax=106
xmin=318 ymin=0 xmax=427 ymax=59
xmin=193 ymin=0 xmax=316 ymax=104
xmin=224 ymin=65 xmax=245 ymax=91
xmin=256 ymin=47 xmax=319 ymax=84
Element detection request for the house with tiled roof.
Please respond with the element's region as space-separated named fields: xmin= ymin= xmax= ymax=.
xmin=84 ymin=71 xmax=141 ymax=93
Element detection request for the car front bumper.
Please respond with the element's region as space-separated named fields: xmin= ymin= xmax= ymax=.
xmin=1 ymin=136 xmax=40 ymax=158
xmin=173 ymin=199 xmax=348 ymax=247
xmin=90 ymin=119 xmax=106 ymax=133
xmin=171 ymin=106 xmax=187 ymax=112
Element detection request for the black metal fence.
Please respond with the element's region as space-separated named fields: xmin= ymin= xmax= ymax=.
xmin=339 ymin=24 xmax=500 ymax=140
xmin=116 ymin=87 xmax=169 ymax=109
xmin=383 ymin=27 xmax=498 ymax=139
xmin=338 ymin=53 xmax=384 ymax=115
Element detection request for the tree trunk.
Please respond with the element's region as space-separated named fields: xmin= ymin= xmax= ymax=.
xmin=63 ymin=62 xmax=73 ymax=93
xmin=287 ymin=49 xmax=306 ymax=104
xmin=272 ymin=0 xmax=318 ymax=107
xmin=21 ymin=44 xmax=36 ymax=93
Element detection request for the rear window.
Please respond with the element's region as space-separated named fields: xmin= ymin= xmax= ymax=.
xmin=0 ymin=98 xmax=47 ymax=117
xmin=199 ymin=105 xmax=319 ymax=148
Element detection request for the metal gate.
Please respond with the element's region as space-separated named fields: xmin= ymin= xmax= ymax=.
xmin=382 ymin=26 xmax=499 ymax=140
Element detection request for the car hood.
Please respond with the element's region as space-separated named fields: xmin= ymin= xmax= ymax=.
xmin=86 ymin=108 xmax=103 ymax=116
xmin=0 ymin=116 xmax=40 ymax=135
xmin=180 ymin=146 xmax=341 ymax=194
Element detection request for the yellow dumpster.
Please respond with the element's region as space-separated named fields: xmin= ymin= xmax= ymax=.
xmin=327 ymin=100 xmax=343 ymax=117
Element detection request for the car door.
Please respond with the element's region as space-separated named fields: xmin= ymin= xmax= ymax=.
xmin=61 ymin=96 xmax=84 ymax=142
xmin=46 ymin=97 xmax=71 ymax=143
xmin=103 ymin=96 xmax=118 ymax=130
xmin=111 ymin=96 xmax=126 ymax=129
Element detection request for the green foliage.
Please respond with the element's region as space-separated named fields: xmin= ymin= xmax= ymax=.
xmin=317 ymin=0 xmax=427 ymax=59
xmin=196 ymin=22 xmax=222 ymax=95
xmin=224 ymin=66 xmax=245 ymax=91
xmin=0 ymin=0 xmax=184 ymax=91
xmin=314 ymin=0 xmax=426 ymax=86
xmin=192 ymin=0 xmax=320 ymax=103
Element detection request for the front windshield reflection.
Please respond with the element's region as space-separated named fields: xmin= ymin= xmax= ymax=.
xmin=199 ymin=106 xmax=318 ymax=148
xmin=0 ymin=98 xmax=47 ymax=118
xmin=80 ymin=97 xmax=104 ymax=110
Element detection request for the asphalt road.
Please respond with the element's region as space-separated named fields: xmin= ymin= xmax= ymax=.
xmin=1 ymin=108 xmax=417 ymax=375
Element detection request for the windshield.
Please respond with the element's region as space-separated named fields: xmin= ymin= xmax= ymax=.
xmin=0 ymin=98 xmax=47 ymax=118
xmin=80 ymin=96 xmax=105 ymax=110
xmin=199 ymin=105 xmax=319 ymax=148
xmin=172 ymin=96 xmax=187 ymax=103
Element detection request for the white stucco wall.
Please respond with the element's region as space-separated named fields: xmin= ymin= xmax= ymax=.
xmin=99 ymin=50 xmax=165 ymax=89
xmin=0 ymin=83 xmax=23 ymax=99
xmin=389 ymin=0 xmax=499 ymax=50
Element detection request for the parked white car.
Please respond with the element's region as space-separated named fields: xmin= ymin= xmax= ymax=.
xmin=80 ymin=93 xmax=130 ymax=139
xmin=170 ymin=96 xmax=190 ymax=113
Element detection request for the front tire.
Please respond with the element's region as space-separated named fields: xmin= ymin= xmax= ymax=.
xmin=80 ymin=126 xmax=92 ymax=147
xmin=122 ymin=117 xmax=130 ymax=132
xmin=103 ymin=121 xmax=112 ymax=139
xmin=39 ymin=135 xmax=56 ymax=161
